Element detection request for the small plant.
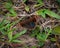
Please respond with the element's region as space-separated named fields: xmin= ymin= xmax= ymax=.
xmin=52 ymin=25 xmax=60 ymax=35
xmin=11 ymin=29 xmax=27 ymax=43
xmin=37 ymin=28 xmax=52 ymax=41
xmin=37 ymin=0 xmax=43 ymax=6
xmin=0 ymin=17 xmax=27 ymax=47
xmin=31 ymin=26 xmax=52 ymax=46
xmin=4 ymin=2 xmax=17 ymax=17
xmin=36 ymin=9 xmax=60 ymax=19
xmin=25 ymin=6 xmax=30 ymax=12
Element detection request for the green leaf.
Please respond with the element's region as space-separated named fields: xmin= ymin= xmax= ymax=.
xmin=52 ymin=26 xmax=60 ymax=35
xmin=37 ymin=0 xmax=43 ymax=5
xmin=34 ymin=4 xmax=42 ymax=8
xmin=13 ymin=30 xmax=27 ymax=39
xmin=5 ymin=2 xmax=12 ymax=9
xmin=37 ymin=35 xmax=44 ymax=41
xmin=36 ymin=9 xmax=46 ymax=18
xmin=37 ymin=28 xmax=52 ymax=41
xmin=0 ymin=19 xmax=10 ymax=28
xmin=8 ymin=28 xmax=16 ymax=42
xmin=34 ymin=0 xmax=43 ymax=8
xmin=44 ymin=9 xmax=60 ymax=19
xmin=12 ymin=40 xmax=21 ymax=43
xmin=25 ymin=6 xmax=29 ymax=12
xmin=31 ymin=26 xmax=40 ymax=37
xmin=45 ymin=29 xmax=52 ymax=40
xmin=9 ymin=8 xmax=17 ymax=16
xmin=0 ymin=24 xmax=11 ymax=34
xmin=7 ymin=0 xmax=12 ymax=4
xmin=6 ymin=8 xmax=17 ymax=16
xmin=37 ymin=33 xmax=46 ymax=41
xmin=5 ymin=2 xmax=17 ymax=16
xmin=8 ymin=30 xmax=13 ymax=42
xmin=38 ymin=41 xmax=44 ymax=47
xmin=31 ymin=46 xmax=36 ymax=48
xmin=36 ymin=9 xmax=60 ymax=19
xmin=23 ymin=0 xmax=27 ymax=3
xmin=0 ymin=30 xmax=6 ymax=35
xmin=50 ymin=38 xmax=56 ymax=41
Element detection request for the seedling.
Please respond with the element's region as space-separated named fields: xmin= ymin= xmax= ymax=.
xmin=0 ymin=17 xmax=27 ymax=42
xmin=31 ymin=26 xmax=52 ymax=46
xmin=4 ymin=2 xmax=17 ymax=17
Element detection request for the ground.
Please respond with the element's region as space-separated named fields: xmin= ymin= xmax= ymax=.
xmin=0 ymin=0 xmax=60 ymax=48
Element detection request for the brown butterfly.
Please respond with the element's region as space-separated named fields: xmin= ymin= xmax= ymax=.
xmin=19 ymin=15 xmax=39 ymax=30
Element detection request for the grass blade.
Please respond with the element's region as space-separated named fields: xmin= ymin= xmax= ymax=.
xmin=13 ymin=30 xmax=27 ymax=39
xmin=44 ymin=9 xmax=60 ymax=19
xmin=12 ymin=40 xmax=21 ymax=43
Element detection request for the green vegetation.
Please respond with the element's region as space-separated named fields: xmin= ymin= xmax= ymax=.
xmin=0 ymin=0 xmax=60 ymax=48
xmin=4 ymin=2 xmax=17 ymax=16
xmin=0 ymin=17 xmax=27 ymax=43
xmin=36 ymin=9 xmax=60 ymax=19
xmin=31 ymin=26 xmax=52 ymax=46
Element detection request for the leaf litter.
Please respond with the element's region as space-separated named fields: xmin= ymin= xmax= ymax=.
xmin=0 ymin=0 xmax=60 ymax=48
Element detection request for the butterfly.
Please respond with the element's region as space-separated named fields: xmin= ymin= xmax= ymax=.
xmin=19 ymin=15 xmax=39 ymax=29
